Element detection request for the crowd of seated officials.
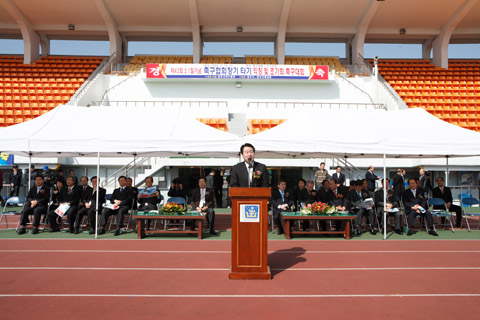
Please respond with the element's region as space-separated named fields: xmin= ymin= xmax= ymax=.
xmin=270 ymin=165 xmax=452 ymax=237
xmin=14 ymin=164 xmax=458 ymax=237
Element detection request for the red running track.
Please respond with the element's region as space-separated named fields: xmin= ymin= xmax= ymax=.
xmin=1 ymin=239 xmax=480 ymax=320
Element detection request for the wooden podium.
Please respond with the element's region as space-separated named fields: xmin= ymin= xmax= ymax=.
xmin=229 ymin=187 xmax=271 ymax=280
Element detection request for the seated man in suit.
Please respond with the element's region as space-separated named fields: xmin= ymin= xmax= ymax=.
xmin=167 ymin=177 xmax=187 ymax=199
xmin=403 ymin=178 xmax=438 ymax=236
xmin=48 ymin=176 xmax=81 ymax=233
xmin=375 ymin=178 xmax=402 ymax=235
xmin=75 ymin=176 xmax=106 ymax=234
xmin=292 ymin=178 xmax=308 ymax=211
xmin=47 ymin=179 xmax=67 ymax=226
xmin=316 ymin=179 xmax=330 ymax=203
xmin=349 ymin=180 xmax=376 ymax=235
xmin=98 ymin=176 xmax=133 ymax=236
xmin=191 ymin=177 xmax=217 ymax=235
xmin=17 ymin=175 xmax=50 ymax=235
xmin=126 ymin=177 xmax=139 ymax=210
xmin=327 ymin=179 xmax=348 ymax=230
xmin=73 ymin=176 xmax=93 ymax=234
xmin=230 ymin=143 xmax=270 ymax=188
xmin=432 ymin=177 xmax=463 ymax=228
xmin=305 ymin=179 xmax=327 ymax=231
xmin=305 ymin=180 xmax=319 ymax=204
xmin=271 ymin=180 xmax=293 ymax=235
xmin=136 ymin=176 xmax=161 ymax=231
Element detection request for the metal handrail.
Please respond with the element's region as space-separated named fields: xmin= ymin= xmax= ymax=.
xmin=73 ymin=52 xmax=116 ymax=104
xmin=247 ymin=101 xmax=385 ymax=110
xmin=332 ymin=158 xmax=365 ymax=181
xmin=100 ymin=70 xmax=141 ymax=103
xmin=335 ymin=75 xmax=375 ymax=104
xmin=101 ymin=156 xmax=150 ymax=189
xmin=92 ymin=100 xmax=229 ymax=107
xmin=377 ymin=74 xmax=408 ymax=109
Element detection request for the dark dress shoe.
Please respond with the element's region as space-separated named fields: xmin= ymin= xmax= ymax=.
xmin=209 ymin=230 xmax=218 ymax=235
xmin=50 ymin=228 xmax=60 ymax=233
xmin=88 ymin=230 xmax=95 ymax=235
xmin=17 ymin=228 xmax=26 ymax=235
xmin=355 ymin=227 xmax=362 ymax=235
xmin=369 ymin=228 xmax=377 ymax=235
xmin=395 ymin=229 xmax=403 ymax=235
xmin=97 ymin=229 xmax=105 ymax=235
xmin=32 ymin=228 xmax=39 ymax=235
xmin=114 ymin=229 xmax=120 ymax=236
xmin=428 ymin=229 xmax=439 ymax=236
xmin=277 ymin=230 xmax=284 ymax=235
xmin=407 ymin=229 xmax=416 ymax=236
xmin=69 ymin=228 xmax=74 ymax=234
xmin=74 ymin=228 xmax=80 ymax=234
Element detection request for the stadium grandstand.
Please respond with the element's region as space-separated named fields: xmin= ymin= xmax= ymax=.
xmin=0 ymin=1 xmax=480 ymax=317
xmin=0 ymin=0 xmax=479 ymax=198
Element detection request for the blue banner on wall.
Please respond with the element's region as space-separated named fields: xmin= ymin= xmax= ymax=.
xmin=0 ymin=153 xmax=14 ymax=166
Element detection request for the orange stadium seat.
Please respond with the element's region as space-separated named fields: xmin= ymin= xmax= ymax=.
xmin=0 ymin=55 xmax=103 ymax=127
xmin=376 ymin=58 xmax=480 ymax=132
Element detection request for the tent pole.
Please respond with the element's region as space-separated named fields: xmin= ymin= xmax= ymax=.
xmin=445 ymin=156 xmax=449 ymax=186
xmin=383 ymin=153 xmax=387 ymax=240
xmin=28 ymin=153 xmax=32 ymax=192
xmin=95 ymin=152 xmax=100 ymax=240
xmin=133 ymin=154 xmax=136 ymax=185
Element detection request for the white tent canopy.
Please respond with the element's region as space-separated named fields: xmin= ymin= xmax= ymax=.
xmin=2 ymin=105 xmax=479 ymax=159
xmin=246 ymin=108 xmax=480 ymax=158
xmin=0 ymin=105 xmax=242 ymax=157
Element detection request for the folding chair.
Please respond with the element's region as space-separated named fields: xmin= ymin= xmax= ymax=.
xmin=461 ymin=197 xmax=480 ymax=231
xmin=428 ymin=198 xmax=454 ymax=232
xmin=108 ymin=199 xmax=136 ymax=232
xmin=150 ymin=194 xmax=165 ymax=231
xmin=1 ymin=196 xmax=25 ymax=229
xmin=165 ymin=197 xmax=186 ymax=230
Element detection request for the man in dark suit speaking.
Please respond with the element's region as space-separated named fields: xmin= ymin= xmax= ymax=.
xmin=230 ymin=143 xmax=270 ymax=188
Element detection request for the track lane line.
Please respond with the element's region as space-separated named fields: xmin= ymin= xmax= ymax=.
xmin=1 ymin=293 xmax=480 ymax=298
xmin=2 ymin=250 xmax=480 ymax=254
xmin=1 ymin=266 xmax=480 ymax=271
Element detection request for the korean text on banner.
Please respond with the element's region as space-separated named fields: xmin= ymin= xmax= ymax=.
xmin=146 ymin=64 xmax=329 ymax=80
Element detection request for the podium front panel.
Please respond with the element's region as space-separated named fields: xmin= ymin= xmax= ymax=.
xmin=235 ymin=200 xmax=265 ymax=268
xmin=229 ymin=187 xmax=271 ymax=279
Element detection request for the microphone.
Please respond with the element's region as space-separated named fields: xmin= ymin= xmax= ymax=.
xmin=248 ymin=156 xmax=253 ymax=188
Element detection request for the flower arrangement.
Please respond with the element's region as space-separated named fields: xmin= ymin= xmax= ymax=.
xmin=300 ymin=202 xmax=338 ymax=216
xmin=160 ymin=202 xmax=186 ymax=215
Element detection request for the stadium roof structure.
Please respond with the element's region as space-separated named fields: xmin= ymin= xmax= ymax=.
xmin=1 ymin=0 xmax=479 ymax=66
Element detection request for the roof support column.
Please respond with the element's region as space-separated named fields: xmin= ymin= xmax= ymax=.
xmin=275 ymin=0 xmax=291 ymax=65
xmin=432 ymin=0 xmax=478 ymax=68
xmin=40 ymin=35 xmax=50 ymax=57
xmin=95 ymin=0 xmax=122 ymax=62
xmin=188 ymin=0 xmax=202 ymax=64
xmin=351 ymin=0 xmax=380 ymax=66
xmin=422 ymin=40 xmax=432 ymax=60
xmin=0 ymin=0 xmax=40 ymax=64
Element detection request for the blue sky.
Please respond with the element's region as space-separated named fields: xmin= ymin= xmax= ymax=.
xmin=0 ymin=39 xmax=479 ymax=59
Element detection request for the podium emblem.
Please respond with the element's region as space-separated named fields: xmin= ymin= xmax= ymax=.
xmin=240 ymin=204 xmax=260 ymax=223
